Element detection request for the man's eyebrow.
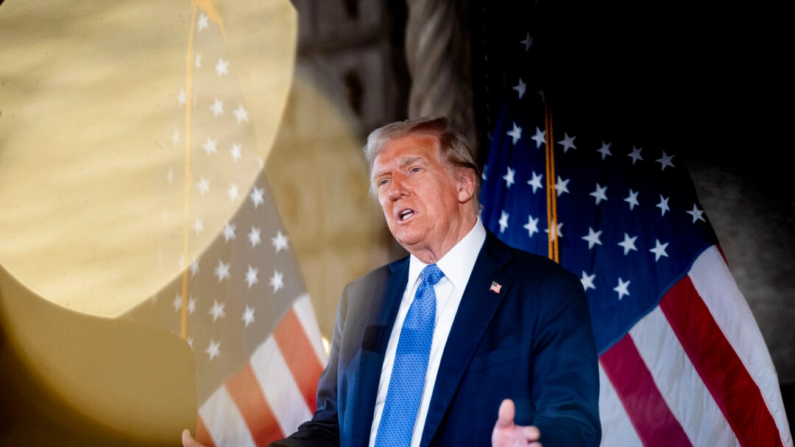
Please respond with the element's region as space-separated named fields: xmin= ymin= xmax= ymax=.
xmin=398 ymin=156 xmax=424 ymax=168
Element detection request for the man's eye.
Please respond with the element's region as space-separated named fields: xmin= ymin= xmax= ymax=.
xmin=378 ymin=179 xmax=389 ymax=187
xmin=410 ymin=167 xmax=421 ymax=173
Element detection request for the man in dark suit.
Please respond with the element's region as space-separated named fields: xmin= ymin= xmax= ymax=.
xmin=184 ymin=117 xmax=600 ymax=447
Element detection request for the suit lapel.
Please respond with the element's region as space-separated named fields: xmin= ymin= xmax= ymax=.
xmin=420 ymin=232 xmax=513 ymax=447
xmin=350 ymin=257 xmax=409 ymax=447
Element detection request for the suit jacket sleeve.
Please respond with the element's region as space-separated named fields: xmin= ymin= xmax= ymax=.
xmin=268 ymin=285 xmax=348 ymax=447
xmin=531 ymin=269 xmax=601 ymax=447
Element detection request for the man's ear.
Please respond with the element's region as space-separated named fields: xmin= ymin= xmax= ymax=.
xmin=456 ymin=167 xmax=477 ymax=203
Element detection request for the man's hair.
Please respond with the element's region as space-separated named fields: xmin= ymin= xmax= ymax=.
xmin=363 ymin=117 xmax=481 ymax=210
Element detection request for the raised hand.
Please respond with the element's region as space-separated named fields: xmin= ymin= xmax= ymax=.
xmin=492 ymin=399 xmax=542 ymax=447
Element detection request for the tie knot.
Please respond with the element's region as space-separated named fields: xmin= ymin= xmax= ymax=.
xmin=421 ymin=264 xmax=444 ymax=287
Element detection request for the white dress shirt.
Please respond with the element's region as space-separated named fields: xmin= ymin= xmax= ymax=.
xmin=368 ymin=219 xmax=487 ymax=447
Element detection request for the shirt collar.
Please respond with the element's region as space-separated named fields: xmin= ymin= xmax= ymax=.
xmin=407 ymin=218 xmax=487 ymax=290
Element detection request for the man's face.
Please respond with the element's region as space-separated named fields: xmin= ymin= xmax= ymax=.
xmin=372 ymin=134 xmax=470 ymax=255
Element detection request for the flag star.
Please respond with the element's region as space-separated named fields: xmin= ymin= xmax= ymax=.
xmin=555 ymin=176 xmax=570 ymax=197
xmin=214 ymin=260 xmax=231 ymax=282
xmin=482 ymin=166 xmax=487 ymax=180
xmin=192 ymin=217 xmax=204 ymax=234
xmin=197 ymin=13 xmax=209 ymax=31
xmin=215 ymin=58 xmax=229 ymax=76
xmin=205 ymin=340 xmax=220 ymax=360
xmin=233 ymin=104 xmax=249 ymax=123
xmin=166 ymin=168 xmax=174 ymax=184
xmin=582 ymin=227 xmax=603 ymax=249
xmin=250 ymin=186 xmax=265 ymax=208
xmin=512 ymin=78 xmax=527 ymax=99
xmin=210 ymin=99 xmax=224 ymax=117
xmin=527 ymin=171 xmax=544 ymax=193
xmin=208 ymin=300 xmax=226 ymax=321
xmin=580 ymin=271 xmax=596 ymax=292
xmin=270 ymin=270 xmax=284 ymax=293
xmin=172 ymin=129 xmax=180 ymax=145
xmin=687 ymin=204 xmax=706 ymax=223
xmin=245 ymin=265 xmax=259 ymax=288
xmin=230 ymin=143 xmax=242 ymax=162
xmin=521 ymin=32 xmax=533 ymax=52
xmin=502 ymin=166 xmax=516 ymax=188
xmin=507 ymin=123 xmax=522 ymax=145
xmin=498 ymin=211 xmax=509 ymax=233
xmin=557 ymin=133 xmax=577 ymax=153
xmin=190 ymin=258 xmax=199 ymax=277
xmin=545 ymin=222 xmax=564 ymax=240
xmin=248 ymin=226 xmax=261 ymax=248
xmin=242 ymin=306 xmax=255 ymax=327
xmin=657 ymin=195 xmax=670 ymax=216
xmin=223 ymin=223 xmax=236 ymax=242
xmin=196 ymin=176 xmax=210 ymax=195
xmin=195 ymin=53 xmax=203 ymax=68
xmin=617 ymin=233 xmax=638 ymax=255
xmin=530 ymin=127 xmax=546 ymax=149
xmin=590 ymin=183 xmax=608 ymax=205
xmin=178 ymin=89 xmax=186 ymax=106
xmin=171 ymin=293 xmax=182 ymax=312
xmin=523 ymin=215 xmax=539 ymax=238
xmin=650 ymin=239 xmax=669 ymax=262
xmin=187 ymin=296 xmax=196 ymax=315
xmin=187 ymin=336 xmax=194 ymax=348
xmin=227 ymin=183 xmax=239 ymax=202
xmin=614 ymin=278 xmax=631 ymax=300
xmin=628 ymin=145 xmax=643 ymax=165
xmin=656 ymin=151 xmax=675 ymax=171
xmin=597 ymin=141 xmax=612 ymax=160
xmin=203 ymin=137 xmax=218 ymax=156
xmin=271 ymin=231 xmax=290 ymax=252
xmin=624 ymin=189 xmax=639 ymax=210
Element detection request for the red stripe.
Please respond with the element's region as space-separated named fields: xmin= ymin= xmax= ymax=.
xmin=659 ymin=275 xmax=783 ymax=447
xmin=195 ymin=415 xmax=216 ymax=447
xmin=600 ymin=335 xmax=693 ymax=447
xmin=225 ymin=363 xmax=284 ymax=447
xmin=272 ymin=308 xmax=323 ymax=412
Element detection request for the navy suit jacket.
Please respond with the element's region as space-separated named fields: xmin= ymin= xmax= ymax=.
xmin=273 ymin=231 xmax=600 ymax=447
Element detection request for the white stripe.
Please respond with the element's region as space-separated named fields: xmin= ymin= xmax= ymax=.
xmin=598 ymin=362 xmax=644 ymax=447
xmin=199 ymin=385 xmax=257 ymax=447
xmin=250 ymin=336 xmax=313 ymax=437
xmin=630 ymin=306 xmax=740 ymax=447
xmin=292 ymin=293 xmax=328 ymax=365
xmin=689 ymin=246 xmax=793 ymax=447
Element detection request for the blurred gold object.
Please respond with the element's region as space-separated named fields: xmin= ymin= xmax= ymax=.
xmin=0 ymin=0 xmax=296 ymax=444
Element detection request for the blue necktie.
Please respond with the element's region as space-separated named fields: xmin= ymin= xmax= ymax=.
xmin=375 ymin=264 xmax=444 ymax=447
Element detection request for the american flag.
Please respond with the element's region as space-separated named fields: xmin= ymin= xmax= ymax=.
xmin=479 ymin=88 xmax=792 ymax=446
xmin=125 ymin=8 xmax=326 ymax=447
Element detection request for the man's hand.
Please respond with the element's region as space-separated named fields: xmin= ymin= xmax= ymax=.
xmin=492 ymin=399 xmax=541 ymax=447
xmin=182 ymin=429 xmax=207 ymax=447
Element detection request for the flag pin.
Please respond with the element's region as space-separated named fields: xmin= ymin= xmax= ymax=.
xmin=490 ymin=281 xmax=502 ymax=294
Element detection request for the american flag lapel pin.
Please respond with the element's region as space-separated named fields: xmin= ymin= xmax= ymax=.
xmin=490 ymin=281 xmax=502 ymax=294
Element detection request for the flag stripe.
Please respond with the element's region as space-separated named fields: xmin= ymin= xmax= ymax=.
xmin=272 ymin=307 xmax=324 ymax=412
xmin=598 ymin=364 xmax=644 ymax=447
xmin=293 ymin=293 xmax=329 ymax=365
xmin=660 ymin=273 xmax=783 ymax=447
xmin=251 ymin=336 xmax=314 ymax=438
xmin=600 ymin=334 xmax=693 ymax=447
xmin=630 ymin=306 xmax=739 ymax=447
xmin=195 ymin=415 xmax=216 ymax=447
xmin=225 ymin=363 xmax=285 ymax=447
xmin=199 ymin=385 xmax=257 ymax=447
xmin=688 ymin=246 xmax=792 ymax=447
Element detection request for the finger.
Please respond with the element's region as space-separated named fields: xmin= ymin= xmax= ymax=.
xmin=523 ymin=425 xmax=540 ymax=441
xmin=182 ymin=429 xmax=204 ymax=447
xmin=497 ymin=399 xmax=515 ymax=427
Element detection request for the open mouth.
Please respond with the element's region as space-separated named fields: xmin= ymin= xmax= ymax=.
xmin=398 ymin=208 xmax=415 ymax=223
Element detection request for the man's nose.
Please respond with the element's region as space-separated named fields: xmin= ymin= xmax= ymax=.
xmin=388 ymin=176 xmax=407 ymax=200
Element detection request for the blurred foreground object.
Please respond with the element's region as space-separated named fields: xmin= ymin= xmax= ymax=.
xmin=0 ymin=0 xmax=327 ymax=445
xmin=481 ymin=90 xmax=792 ymax=445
